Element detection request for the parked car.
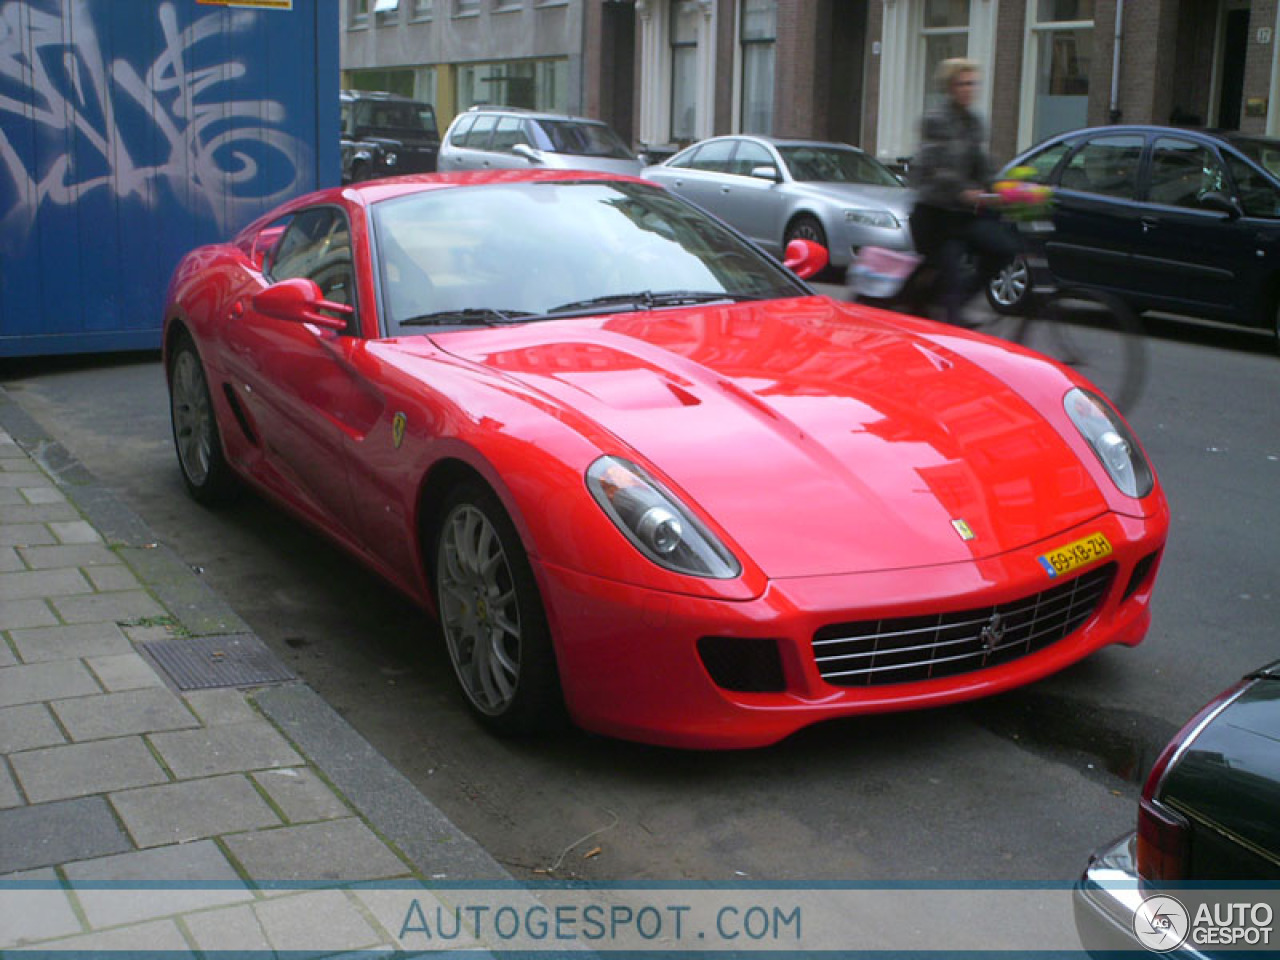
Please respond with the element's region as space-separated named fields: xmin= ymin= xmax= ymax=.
xmin=163 ymin=169 xmax=1168 ymax=749
xmin=1074 ymin=661 xmax=1280 ymax=956
xmin=437 ymin=106 xmax=643 ymax=176
xmin=644 ymin=136 xmax=914 ymax=270
xmin=340 ymin=90 xmax=440 ymax=182
xmin=988 ymin=125 xmax=1280 ymax=350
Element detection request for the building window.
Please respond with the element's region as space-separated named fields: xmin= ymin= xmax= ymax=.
xmin=455 ymin=0 xmax=479 ymax=15
xmin=350 ymin=0 xmax=370 ymax=26
xmin=1023 ymin=0 xmax=1093 ymax=146
xmin=670 ymin=0 xmax=700 ymax=142
xmin=374 ymin=0 xmax=400 ymax=24
xmin=456 ymin=59 xmax=567 ymax=112
xmin=739 ymin=0 xmax=775 ymax=134
xmin=921 ymin=0 xmax=970 ymax=113
xmin=411 ymin=0 xmax=433 ymax=19
xmin=493 ymin=0 xmax=521 ymax=10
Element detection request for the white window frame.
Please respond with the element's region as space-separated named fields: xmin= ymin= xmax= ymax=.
xmin=636 ymin=0 xmax=717 ymax=148
xmin=876 ymin=0 xmax=996 ymax=165
xmin=1017 ymin=0 xmax=1095 ymax=151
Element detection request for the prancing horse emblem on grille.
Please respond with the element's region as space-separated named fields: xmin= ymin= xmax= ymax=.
xmin=979 ymin=612 xmax=1006 ymax=652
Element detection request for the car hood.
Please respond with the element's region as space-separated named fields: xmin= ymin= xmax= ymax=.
xmin=426 ymin=298 xmax=1109 ymax=579
xmin=789 ymin=182 xmax=915 ymax=219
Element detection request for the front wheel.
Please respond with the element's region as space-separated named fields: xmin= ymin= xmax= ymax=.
xmin=168 ymin=330 xmax=238 ymax=505
xmin=784 ymin=215 xmax=830 ymax=273
xmin=433 ymin=483 xmax=564 ymax=735
xmin=986 ymin=255 xmax=1031 ymax=315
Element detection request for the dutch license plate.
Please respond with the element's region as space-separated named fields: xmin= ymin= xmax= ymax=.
xmin=1038 ymin=532 xmax=1112 ymax=578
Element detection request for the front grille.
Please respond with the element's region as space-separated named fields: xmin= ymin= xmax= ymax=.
xmin=813 ymin=563 xmax=1115 ymax=687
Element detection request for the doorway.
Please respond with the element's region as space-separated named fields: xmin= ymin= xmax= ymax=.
xmin=1216 ymin=5 xmax=1249 ymax=129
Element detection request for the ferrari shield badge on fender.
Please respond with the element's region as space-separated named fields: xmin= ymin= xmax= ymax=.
xmin=951 ymin=519 xmax=976 ymax=541
xmin=392 ymin=412 xmax=407 ymax=449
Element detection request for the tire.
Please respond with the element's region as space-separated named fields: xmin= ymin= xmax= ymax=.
xmin=433 ymin=482 xmax=565 ymax=736
xmin=986 ymin=255 xmax=1032 ymax=315
xmin=1026 ymin=286 xmax=1147 ymax=415
xmin=168 ymin=329 xmax=238 ymax=505
xmin=784 ymin=214 xmax=828 ymax=258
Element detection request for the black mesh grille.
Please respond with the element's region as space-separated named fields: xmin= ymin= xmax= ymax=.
xmin=697 ymin=636 xmax=786 ymax=693
xmin=813 ymin=563 xmax=1116 ymax=687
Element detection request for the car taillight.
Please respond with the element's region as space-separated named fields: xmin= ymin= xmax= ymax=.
xmin=1133 ymin=678 xmax=1250 ymax=884
xmin=1136 ymin=795 xmax=1189 ymax=882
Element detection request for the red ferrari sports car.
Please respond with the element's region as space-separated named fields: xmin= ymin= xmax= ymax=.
xmin=164 ymin=170 xmax=1168 ymax=749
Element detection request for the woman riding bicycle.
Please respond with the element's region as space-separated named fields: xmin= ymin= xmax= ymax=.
xmin=909 ymin=58 xmax=1019 ymax=327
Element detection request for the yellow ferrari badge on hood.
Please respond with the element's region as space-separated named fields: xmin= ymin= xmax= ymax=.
xmin=392 ymin=412 xmax=407 ymax=449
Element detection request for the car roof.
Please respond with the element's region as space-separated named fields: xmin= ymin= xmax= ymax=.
xmin=454 ymin=105 xmax=610 ymax=125
xmin=340 ymin=90 xmax=424 ymax=105
xmin=1032 ymin=123 xmax=1280 ymax=149
xmin=677 ymin=135 xmax=869 ymax=153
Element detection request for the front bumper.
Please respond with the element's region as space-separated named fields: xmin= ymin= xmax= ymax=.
xmin=1074 ymin=834 xmax=1211 ymax=959
xmin=537 ymin=509 xmax=1165 ymax=748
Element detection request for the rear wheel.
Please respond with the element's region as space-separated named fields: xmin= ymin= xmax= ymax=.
xmin=986 ymin=255 xmax=1032 ymax=315
xmin=433 ymin=483 xmax=564 ymax=735
xmin=168 ymin=329 xmax=238 ymax=505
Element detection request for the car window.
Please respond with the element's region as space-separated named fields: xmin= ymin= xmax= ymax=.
xmin=687 ymin=139 xmax=735 ymax=173
xmin=666 ymin=145 xmax=702 ymax=169
xmin=340 ymin=103 xmax=353 ymax=136
xmin=463 ymin=114 xmax=498 ymax=150
xmin=1224 ymin=154 xmax=1280 ymax=218
xmin=1058 ymin=134 xmax=1144 ymax=199
xmin=776 ymin=145 xmax=902 ymax=186
xmin=1016 ymin=140 xmax=1072 ymax=183
xmin=448 ymin=113 xmax=476 ymax=146
xmin=538 ymin=120 xmax=634 ymax=159
xmin=267 ymin=207 xmax=359 ymax=335
xmin=490 ymin=116 xmax=523 ymax=153
xmin=729 ymin=141 xmax=774 ymax=177
xmin=1148 ymin=137 xmax=1228 ymax=209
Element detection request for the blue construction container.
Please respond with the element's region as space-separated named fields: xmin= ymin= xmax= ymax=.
xmin=0 ymin=0 xmax=339 ymax=357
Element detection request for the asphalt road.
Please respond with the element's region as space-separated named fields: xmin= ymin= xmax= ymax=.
xmin=3 ymin=303 xmax=1277 ymax=882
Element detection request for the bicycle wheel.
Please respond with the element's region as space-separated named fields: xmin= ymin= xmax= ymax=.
xmin=1016 ymin=286 xmax=1147 ymax=415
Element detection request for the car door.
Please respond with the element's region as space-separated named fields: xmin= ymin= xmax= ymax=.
xmin=1047 ymin=132 xmax=1147 ymax=296
xmin=1124 ymin=135 xmax=1257 ymax=316
xmin=482 ymin=115 xmax=527 ymax=170
xmin=219 ymin=206 xmax=374 ymax=536
xmin=712 ymin=139 xmax=790 ymax=250
xmin=659 ymin=139 xmax=737 ymax=214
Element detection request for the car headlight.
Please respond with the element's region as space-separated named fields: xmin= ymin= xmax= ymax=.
xmin=845 ymin=209 xmax=899 ymax=229
xmin=1064 ymin=388 xmax=1153 ymax=498
xmin=586 ymin=456 xmax=741 ymax=579
xmin=384 ymin=151 xmax=398 ymax=166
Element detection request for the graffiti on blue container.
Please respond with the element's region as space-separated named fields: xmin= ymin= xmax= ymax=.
xmin=0 ymin=0 xmax=311 ymax=249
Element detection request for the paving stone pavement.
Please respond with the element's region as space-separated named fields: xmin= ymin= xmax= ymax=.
xmin=0 ymin=400 xmax=515 ymax=956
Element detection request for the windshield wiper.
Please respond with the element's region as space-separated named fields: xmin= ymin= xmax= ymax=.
xmin=544 ymin=290 xmax=765 ymax=317
xmin=399 ymin=308 xmax=534 ymax=327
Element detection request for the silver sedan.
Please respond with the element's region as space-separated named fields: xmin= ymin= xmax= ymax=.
xmin=643 ymin=136 xmax=915 ymax=269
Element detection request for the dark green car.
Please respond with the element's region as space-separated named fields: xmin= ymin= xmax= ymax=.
xmin=1074 ymin=662 xmax=1280 ymax=956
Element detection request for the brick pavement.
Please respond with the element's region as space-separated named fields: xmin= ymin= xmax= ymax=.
xmin=0 ymin=399 xmax=513 ymax=955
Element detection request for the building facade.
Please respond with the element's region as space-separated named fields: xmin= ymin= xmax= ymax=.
xmin=343 ymin=0 xmax=1280 ymax=167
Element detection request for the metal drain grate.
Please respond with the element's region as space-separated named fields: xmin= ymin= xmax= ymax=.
xmin=142 ymin=633 xmax=295 ymax=690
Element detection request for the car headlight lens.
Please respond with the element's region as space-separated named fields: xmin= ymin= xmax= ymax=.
xmin=845 ymin=209 xmax=899 ymax=229
xmin=1064 ymin=388 xmax=1154 ymax=498
xmin=384 ymin=151 xmax=398 ymax=166
xmin=587 ymin=456 xmax=741 ymax=579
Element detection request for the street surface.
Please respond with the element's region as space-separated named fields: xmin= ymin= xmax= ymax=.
xmin=3 ymin=300 xmax=1277 ymax=882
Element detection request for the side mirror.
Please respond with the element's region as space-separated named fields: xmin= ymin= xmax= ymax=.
xmin=1198 ymin=191 xmax=1242 ymax=218
xmin=252 ymin=278 xmax=352 ymax=332
xmin=751 ymin=165 xmax=782 ymax=183
xmin=783 ymin=238 xmax=829 ymax=280
xmin=512 ymin=143 xmax=543 ymax=164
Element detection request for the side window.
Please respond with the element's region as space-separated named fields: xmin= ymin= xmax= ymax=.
xmin=730 ymin=141 xmax=774 ymax=177
xmin=490 ymin=116 xmax=523 ymax=153
xmin=688 ymin=139 xmax=735 ymax=173
xmin=464 ymin=114 xmax=498 ymax=151
xmin=1148 ymin=138 xmax=1227 ymax=209
xmin=1226 ymin=154 xmax=1280 ymax=218
xmin=1058 ymin=134 xmax=1144 ymax=200
xmin=340 ymin=103 xmax=352 ymax=136
xmin=267 ymin=208 xmax=359 ymax=335
xmin=448 ymin=113 xmax=476 ymax=146
xmin=1018 ymin=140 xmax=1072 ymax=183
xmin=667 ymin=145 xmax=702 ymax=169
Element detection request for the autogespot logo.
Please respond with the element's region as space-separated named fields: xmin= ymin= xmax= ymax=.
xmin=1134 ymin=895 xmax=1191 ymax=953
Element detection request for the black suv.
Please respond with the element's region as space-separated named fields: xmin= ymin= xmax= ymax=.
xmin=340 ymin=90 xmax=440 ymax=183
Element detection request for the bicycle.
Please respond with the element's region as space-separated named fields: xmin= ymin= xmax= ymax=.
xmin=848 ymin=207 xmax=1147 ymax=415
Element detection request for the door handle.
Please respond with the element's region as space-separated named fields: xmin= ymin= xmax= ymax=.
xmin=720 ymin=186 xmax=730 ymax=194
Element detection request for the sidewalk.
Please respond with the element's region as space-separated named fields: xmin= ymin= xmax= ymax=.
xmin=0 ymin=388 xmax=511 ymax=954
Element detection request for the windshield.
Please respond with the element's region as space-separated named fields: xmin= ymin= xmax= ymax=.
xmin=1228 ymin=137 xmax=1280 ymax=179
xmin=536 ymin=120 xmax=635 ymax=159
xmin=371 ymin=180 xmax=806 ymax=335
xmin=355 ymin=100 xmax=438 ymax=137
xmin=777 ymin=145 xmax=903 ymax=187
